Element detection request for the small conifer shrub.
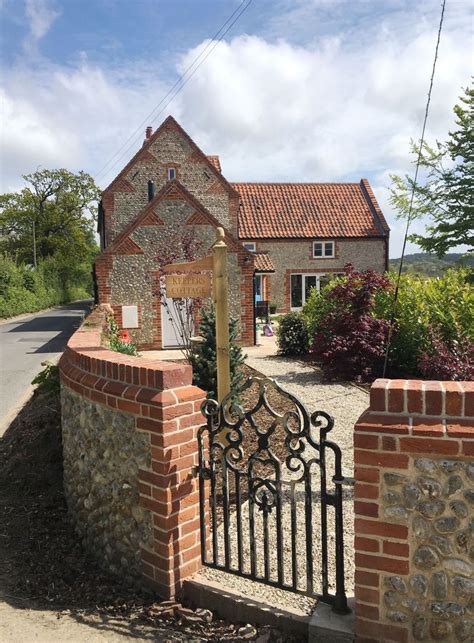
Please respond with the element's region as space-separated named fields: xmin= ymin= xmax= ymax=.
xmin=189 ymin=304 xmax=245 ymax=400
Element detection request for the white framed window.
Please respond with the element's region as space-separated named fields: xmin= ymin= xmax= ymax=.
xmin=289 ymin=274 xmax=322 ymax=309
xmin=290 ymin=272 xmax=343 ymax=309
xmin=243 ymin=241 xmax=256 ymax=252
xmin=313 ymin=240 xmax=335 ymax=258
xmin=167 ymin=167 xmax=176 ymax=180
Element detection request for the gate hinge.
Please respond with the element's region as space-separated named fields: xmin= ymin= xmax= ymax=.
xmin=191 ymin=465 xmax=200 ymax=478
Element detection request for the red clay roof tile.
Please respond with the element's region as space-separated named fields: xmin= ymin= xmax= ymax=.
xmin=207 ymin=156 xmax=221 ymax=172
xmin=233 ymin=181 xmax=389 ymax=239
xmin=254 ymin=252 xmax=275 ymax=273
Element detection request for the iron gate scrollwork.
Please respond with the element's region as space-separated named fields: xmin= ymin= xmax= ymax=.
xmin=196 ymin=376 xmax=350 ymax=614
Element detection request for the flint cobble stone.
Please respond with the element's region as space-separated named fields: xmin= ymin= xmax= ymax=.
xmin=61 ymin=386 xmax=152 ymax=582
xmin=381 ymin=457 xmax=473 ymax=640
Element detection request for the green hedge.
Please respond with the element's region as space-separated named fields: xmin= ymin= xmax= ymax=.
xmin=0 ymin=255 xmax=92 ymax=318
xmin=374 ymin=268 xmax=473 ymax=377
xmin=276 ymin=312 xmax=309 ymax=356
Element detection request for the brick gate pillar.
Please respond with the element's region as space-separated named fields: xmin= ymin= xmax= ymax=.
xmin=137 ymin=379 xmax=206 ymax=598
xmin=353 ymin=379 xmax=473 ymax=642
xmin=60 ymin=308 xmax=207 ymax=600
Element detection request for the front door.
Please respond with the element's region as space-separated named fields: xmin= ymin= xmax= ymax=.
xmin=161 ymin=298 xmax=182 ymax=348
xmin=160 ymin=277 xmax=194 ymax=349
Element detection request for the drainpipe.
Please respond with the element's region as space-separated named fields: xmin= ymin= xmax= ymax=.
xmin=253 ymin=274 xmax=257 ymax=346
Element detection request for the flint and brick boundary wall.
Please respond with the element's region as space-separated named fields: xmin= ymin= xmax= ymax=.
xmin=354 ymin=379 xmax=473 ymax=642
xmin=59 ymin=306 xmax=206 ymax=598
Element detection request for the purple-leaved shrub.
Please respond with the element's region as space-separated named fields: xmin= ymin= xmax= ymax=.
xmin=418 ymin=327 xmax=474 ymax=381
xmin=310 ymin=264 xmax=391 ymax=382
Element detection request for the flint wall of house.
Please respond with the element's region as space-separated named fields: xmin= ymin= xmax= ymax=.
xmin=253 ymin=237 xmax=387 ymax=311
xmin=104 ymin=122 xmax=238 ymax=245
xmin=104 ymin=199 xmax=246 ymax=348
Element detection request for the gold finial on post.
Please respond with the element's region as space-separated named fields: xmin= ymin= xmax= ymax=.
xmin=214 ymin=226 xmax=226 ymax=246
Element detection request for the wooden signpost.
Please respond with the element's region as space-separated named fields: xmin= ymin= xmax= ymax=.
xmin=163 ymin=227 xmax=230 ymax=403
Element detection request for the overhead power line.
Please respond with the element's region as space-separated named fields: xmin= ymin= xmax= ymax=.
xmin=382 ymin=0 xmax=446 ymax=378
xmin=96 ymin=0 xmax=253 ymax=184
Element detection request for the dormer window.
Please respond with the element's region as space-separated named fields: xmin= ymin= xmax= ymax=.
xmin=313 ymin=240 xmax=335 ymax=258
xmin=243 ymin=242 xmax=256 ymax=252
xmin=167 ymin=167 xmax=176 ymax=180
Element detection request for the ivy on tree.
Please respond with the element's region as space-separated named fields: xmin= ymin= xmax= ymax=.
xmin=189 ymin=303 xmax=245 ymax=400
xmin=390 ymin=82 xmax=473 ymax=257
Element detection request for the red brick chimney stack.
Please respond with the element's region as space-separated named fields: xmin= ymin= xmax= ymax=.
xmin=145 ymin=126 xmax=153 ymax=139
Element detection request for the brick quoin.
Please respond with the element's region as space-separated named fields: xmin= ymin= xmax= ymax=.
xmin=59 ymin=308 xmax=206 ymax=599
xmin=353 ymin=377 xmax=474 ymax=642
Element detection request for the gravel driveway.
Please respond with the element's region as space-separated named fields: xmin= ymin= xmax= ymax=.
xmin=197 ymin=348 xmax=369 ymax=615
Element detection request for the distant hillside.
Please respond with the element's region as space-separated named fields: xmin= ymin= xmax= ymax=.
xmin=389 ymin=253 xmax=473 ymax=276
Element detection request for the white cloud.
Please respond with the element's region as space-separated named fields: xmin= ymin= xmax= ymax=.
xmin=171 ymin=14 xmax=470 ymax=256
xmin=24 ymin=0 xmax=60 ymax=53
xmin=0 ymin=59 xmax=170 ymax=192
xmin=0 ymin=87 xmax=79 ymax=179
xmin=1 ymin=1 xmax=471 ymax=257
xmin=175 ymin=28 xmax=469 ymax=183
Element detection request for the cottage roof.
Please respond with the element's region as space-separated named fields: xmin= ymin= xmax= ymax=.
xmin=233 ymin=180 xmax=389 ymax=240
xmin=206 ymin=156 xmax=221 ymax=172
xmin=254 ymin=252 xmax=275 ymax=273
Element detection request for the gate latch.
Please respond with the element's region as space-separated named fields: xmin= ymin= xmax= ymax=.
xmin=333 ymin=476 xmax=355 ymax=487
xmin=192 ymin=465 xmax=212 ymax=480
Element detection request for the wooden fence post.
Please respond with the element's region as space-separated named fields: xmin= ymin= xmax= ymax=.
xmin=213 ymin=227 xmax=230 ymax=403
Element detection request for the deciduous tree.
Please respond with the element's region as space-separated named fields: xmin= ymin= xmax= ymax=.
xmin=0 ymin=168 xmax=100 ymax=267
xmin=390 ymin=83 xmax=473 ymax=257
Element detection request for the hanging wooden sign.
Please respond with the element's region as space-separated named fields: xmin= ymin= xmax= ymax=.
xmin=161 ymin=228 xmax=230 ymax=405
xmin=165 ymin=273 xmax=212 ymax=298
xmin=162 ymin=254 xmax=213 ymax=274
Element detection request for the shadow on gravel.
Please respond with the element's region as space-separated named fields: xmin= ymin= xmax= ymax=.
xmin=0 ymin=387 xmax=297 ymax=641
xmin=247 ymin=359 xmax=370 ymax=396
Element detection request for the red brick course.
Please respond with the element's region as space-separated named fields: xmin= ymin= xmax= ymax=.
xmin=366 ymin=378 xmax=473 ymax=419
xmin=59 ymin=307 xmax=206 ymax=599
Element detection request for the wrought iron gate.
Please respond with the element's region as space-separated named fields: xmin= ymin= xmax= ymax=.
xmin=196 ymin=376 xmax=350 ymax=614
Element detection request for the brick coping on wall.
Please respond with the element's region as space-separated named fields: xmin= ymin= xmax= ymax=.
xmin=354 ymin=378 xmax=473 ymax=643
xmin=369 ymin=379 xmax=473 ymax=421
xmin=63 ymin=305 xmax=193 ymax=393
xmin=59 ymin=305 xmax=206 ymax=598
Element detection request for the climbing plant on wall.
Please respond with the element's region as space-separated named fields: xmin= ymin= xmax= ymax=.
xmin=155 ymin=231 xmax=205 ymax=360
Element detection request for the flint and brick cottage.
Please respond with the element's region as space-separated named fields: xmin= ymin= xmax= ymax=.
xmin=95 ymin=116 xmax=389 ymax=349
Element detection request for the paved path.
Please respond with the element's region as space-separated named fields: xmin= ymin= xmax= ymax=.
xmin=0 ymin=301 xmax=92 ymax=432
xmin=0 ymin=600 xmax=194 ymax=643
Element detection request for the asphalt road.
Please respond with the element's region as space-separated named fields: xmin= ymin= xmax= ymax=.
xmin=0 ymin=301 xmax=92 ymax=432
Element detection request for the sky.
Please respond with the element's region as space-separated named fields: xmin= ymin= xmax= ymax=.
xmin=0 ymin=0 xmax=472 ymax=257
